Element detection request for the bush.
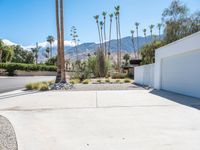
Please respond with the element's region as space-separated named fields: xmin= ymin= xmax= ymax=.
xmin=97 ymin=79 xmax=102 ymax=83
xmin=105 ymin=79 xmax=110 ymax=83
xmin=82 ymin=79 xmax=90 ymax=84
xmin=0 ymin=63 xmax=57 ymax=76
xmin=112 ymin=73 xmax=127 ymax=79
xmin=69 ymin=79 xmax=80 ymax=85
xmin=115 ymin=79 xmax=121 ymax=83
xmin=124 ymin=78 xmax=131 ymax=83
xmin=25 ymin=81 xmax=51 ymax=91
xmin=39 ymin=83 xmax=49 ymax=91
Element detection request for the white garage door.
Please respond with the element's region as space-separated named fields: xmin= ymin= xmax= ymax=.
xmin=161 ymin=50 xmax=200 ymax=98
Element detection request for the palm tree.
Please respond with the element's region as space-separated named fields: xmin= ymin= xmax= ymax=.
xmin=108 ymin=13 xmax=113 ymax=57
xmin=149 ymin=24 xmax=155 ymax=42
xmin=114 ymin=11 xmax=119 ymax=71
xmin=94 ymin=15 xmax=102 ymax=49
xmin=0 ymin=40 xmax=3 ymax=62
xmin=55 ymin=0 xmax=61 ymax=83
xmin=102 ymin=11 xmax=107 ymax=56
xmin=143 ymin=29 xmax=147 ymax=43
xmin=135 ymin=22 xmax=140 ymax=49
xmin=47 ymin=35 xmax=55 ymax=58
xmin=99 ymin=21 xmax=104 ymax=51
xmin=115 ymin=5 xmax=122 ymax=68
xmin=135 ymin=22 xmax=140 ymax=59
xmin=59 ymin=0 xmax=66 ymax=83
xmin=130 ymin=30 xmax=136 ymax=59
xmin=123 ymin=54 xmax=130 ymax=66
xmin=31 ymin=42 xmax=41 ymax=64
xmin=45 ymin=47 xmax=51 ymax=58
xmin=157 ymin=23 xmax=162 ymax=40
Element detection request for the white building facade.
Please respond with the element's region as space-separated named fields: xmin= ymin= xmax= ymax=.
xmin=135 ymin=31 xmax=200 ymax=98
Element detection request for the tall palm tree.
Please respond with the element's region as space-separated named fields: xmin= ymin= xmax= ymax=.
xmin=99 ymin=21 xmax=104 ymax=51
xmin=157 ymin=23 xmax=162 ymax=40
xmin=59 ymin=0 xmax=66 ymax=83
xmin=47 ymin=35 xmax=55 ymax=58
xmin=143 ymin=29 xmax=147 ymax=43
xmin=149 ymin=24 xmax=155 ymax=42
xmin=135 ymin=22 xmax=140 ymax=49
xmin=130 ymin=30 xmax=136 ymax=59
xmin=94 ymin=15 xmax=102 ymax=49
xmin=115 ymin=5 xmax=122 ymax=67
xmin=0 ymin=39 xmax=3 ymax=62
xmin=102 ymin=11 xmax=107 ymax=56
xmin=108 ymin=13 xmax=113 ymax=57
xmin=31 ymin=42 xmax=41 ymax=64
xmin=114 ymin=11 xmax=119 ymax=71
xmin=55 ymin=0 xmax=61 ymax=83
xmin=135 ymin=22 xmax=140 ymax=59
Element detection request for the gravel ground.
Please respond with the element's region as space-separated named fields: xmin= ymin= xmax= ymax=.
xmin=0 ymin=115 xmax=18 ymax=150
xmin=71 ymin=83 xmax=146 ymax=91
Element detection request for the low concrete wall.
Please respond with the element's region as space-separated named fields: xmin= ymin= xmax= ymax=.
xmin=15 ymin=70 xmax=57 ymax=76
xmin=134 ymin=64 xmax=154 ymax=87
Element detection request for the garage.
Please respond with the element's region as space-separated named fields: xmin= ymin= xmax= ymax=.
xmin=154 ymin=31 xmax=200 ymax=98
xmin=161 ymin=50 xmax=200 ymax=98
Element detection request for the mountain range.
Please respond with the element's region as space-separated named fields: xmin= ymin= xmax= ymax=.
xmin=2 ymin=35 xmax=160 ymax=61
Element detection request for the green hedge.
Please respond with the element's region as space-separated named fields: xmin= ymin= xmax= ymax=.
xmin=0 ymin=63 xmax=57 ymax=76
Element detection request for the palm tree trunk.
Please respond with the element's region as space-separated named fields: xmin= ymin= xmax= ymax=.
xmin=136 ymin=28 xmax=139 ymax=59
xmin=115 ymin=17 xmax=119 ymax=72
xmin=60 ymin=0 xmax=66 ymax=83
xmin=108 ymin=19 xmax=112 ymax=58
xmin=0 ymin=50 xmax=2 ymax=62
xmin=50 ymin=43 xmax=53 ymax=58
xmin=103 ymin=19 xmax=107 ymax=57
xmin=97 ymin=23 xmax=102 ymax=50
xmin=118 ymin=15 xmax=122 ymax=70
xmin=55 ymin=0 xmax=61 ymax=83
xmin=131 ymin=35 xmax=137 ymax=58
xmin=159 ymin=29 xmax=161 ymax=40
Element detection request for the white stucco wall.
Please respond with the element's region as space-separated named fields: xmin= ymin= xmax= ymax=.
xmin=154 ymin=31 xmax=200 ymax=98
xmin=134 ymin=64 xmax=154 ymax=87
xmin=161 ymin=50 xmax=200 ymax=98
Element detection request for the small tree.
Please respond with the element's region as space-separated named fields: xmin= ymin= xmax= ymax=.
xmin=140 ymin=41 xmax=164 ymax=65
xmin=123 ymin=54 xmax=130 ymax=66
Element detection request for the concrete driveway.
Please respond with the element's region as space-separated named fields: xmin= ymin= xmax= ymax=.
xmin=0 ymin=90 xmax=200 ymax=150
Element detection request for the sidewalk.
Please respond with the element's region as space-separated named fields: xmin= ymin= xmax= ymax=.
xmin=0 ymin=90 xmax=200 ymax=150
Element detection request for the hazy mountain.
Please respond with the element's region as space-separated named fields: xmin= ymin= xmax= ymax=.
xmin=2 ymin=35 xmax=162 ymax=61
xmin=66 ymin=35 xmax=161 ymax=60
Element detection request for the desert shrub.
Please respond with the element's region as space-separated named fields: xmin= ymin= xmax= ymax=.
xmin=112 ymin=73 xmax=127 ymax=79
xmin=105 ymin=79 xmax=110 ymax=83
xmin=97 ymin=79 xmax=102 ymax=83
xmin=124 ymin=78 xmax=131 ymax=83
xmin=82 ymin=79 xmax=90 ymax=84
xmin=25 ymin=83 xmax=34 ymax=90
xmin=39 ymin=83 xmax=49 ymax=91
xmin=69 ymin=79 xmax=80 ymax=85
xmin=69 ymin=80 xmax=75 ymax=85
xmin=25 ymin=81 xmax=51 ymax=91
xmin=115 ymin=79 xmax=121 ymax=83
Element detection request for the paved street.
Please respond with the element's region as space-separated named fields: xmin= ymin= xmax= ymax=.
xmin=0 ymin=89 xmax=200 ymax=150
xmin=0 ymin=76 xmax=55 ymax=93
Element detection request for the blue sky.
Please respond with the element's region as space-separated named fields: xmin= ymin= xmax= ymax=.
xmin=0 ymin=0 xmax=199 ymax=46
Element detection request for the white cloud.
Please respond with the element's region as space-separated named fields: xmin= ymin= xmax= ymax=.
xmin=2 ymin=39 xmax=17 ymax=46
xmin=23 ymin=40 xmax=76 ymax=50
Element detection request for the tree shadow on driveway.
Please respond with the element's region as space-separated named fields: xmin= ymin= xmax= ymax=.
xmin=150 ymin=90 xmax=200 ymax=110
xmin=0 ymin=91 xmax=39 ymax=101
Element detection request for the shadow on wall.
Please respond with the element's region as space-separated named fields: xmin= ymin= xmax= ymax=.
xmin=150 ymin=90 xmax=200 ymax=110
